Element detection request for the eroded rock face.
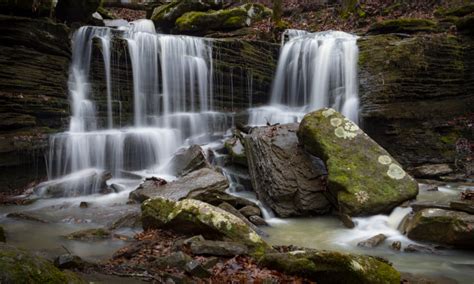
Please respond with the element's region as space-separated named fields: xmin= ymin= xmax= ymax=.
xmin=298 ymin=109 xmax=418 ymax=216
xmin=404 ymin=208 xmax=474 ymax=249
xmin=358 ymin=33 xmax=474 ymax=169
xmin=0 ymin=243 xmax=83 ymax=283
xmin=245 ymin=123 xmax=331 ymax=217
xmin=168 ymin=145 xmax=210 ymax=176
xmin=141 ymin=197 xmax=271 ymax=256
xmin=130 ymin=168 xmax=229 ymax=203
xmin=259 ymin=250 xmax=400 ymax=284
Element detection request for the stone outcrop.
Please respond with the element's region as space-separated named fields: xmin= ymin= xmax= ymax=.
xmin=245 ymin=123 xmax=331 ymax=217
xmin=55 ymin=0 xmax=102 ymax=23
xmin=130 ymin=168 xmax=229 ymax=202
xmin=167 ymin=145 xmax=210 ymax=176
xmin=141 ymin=197 xmax=271 ymax=256
xmin=298 ymin=109 xmax=418 ymax=216
xmin=0 ymin=15 xmax=71 ymax=192
xmin=404 ymin=208 xmax=474 ymax=249
xmin=358 ymin=33 xmax=474 ymax=170
xmin=259 ymin=249 xmax=400 ymax=284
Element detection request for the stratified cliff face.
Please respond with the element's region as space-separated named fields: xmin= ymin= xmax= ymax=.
xmin=0 ymin=15 xmax=71 ymax=191
xmin=359 ymin=33 xmax=473 ymax=168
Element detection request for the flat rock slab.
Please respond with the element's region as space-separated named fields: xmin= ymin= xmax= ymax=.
xmin=130 ymin=168 xmax=229 ymax=202
xmin=244 ymin=123 xmax=331 ymax=217
xmin=190 ymin=240 xmax=249 ymax=256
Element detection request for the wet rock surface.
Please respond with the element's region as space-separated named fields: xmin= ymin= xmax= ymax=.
xmin=167 ymin=145 xmax=210 ymax=176
xmin=357 ymin=234 xmax=387 ymax=248
xmin=404 ymin=208 xmax=474 ymax=249
xmin=130 ymin=168 xmax=229 ymax=202
xmin=298 ymin=108 xmax=418 ymax=216
xmin=245 ymin=123 xmax=331 ymax=217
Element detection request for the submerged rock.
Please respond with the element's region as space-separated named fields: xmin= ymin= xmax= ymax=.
xmin=405 ymin=208 xmax=474 ymax=249
xmin=130 ymin=168 xmax=228 ymax=203
xmin=54 ymin=254 xmax=85 ymax=269
xmin=391 ymin=241 xmax=401 ymax=251
xmin=298 ymin=108 xmax=418 ymax=216
xmin=357 ymin=234 xmax=387 ymax=248
xmin=7 ymin=212 xmax=49 ymax=223
xmin=168 ymin=145 xmax=210 ymax=176
xmin=141 ymin=197 xmax=271 ymax=256
xmin=65 ymin=228 xmax=111 ymax=241
xmin=0 ymin=243 xmax=83 ymax=283
xmin=245 ymin=123 xmax=331 ymax=217
xmin=259 ymin=249 xmax=400 ymax=284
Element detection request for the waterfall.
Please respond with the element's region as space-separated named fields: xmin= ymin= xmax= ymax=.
xmin=45 ymin=20 xmax=227 ymax=195
xmin=249 ymin=30 xmax=359 ymax=126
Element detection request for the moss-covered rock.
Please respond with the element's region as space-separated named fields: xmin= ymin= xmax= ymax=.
xmin=404 ymin=208 xmax=474 ymax=249
xmin=141 ymin=197 xmax=271 ymax=257
xmin=435 ymin=3 xmax=474 ymax=17
xmin=368 ymin=18 xmax=438 ymax=34
xmin=175 ymin=4 xmax=271 ymax=34
xmin=151 ymin=0 xmax=210 ymax=32
xmin=224 ymin=136 xmax=248 ymax=167
xmin=259 ymin=250 xmax=400 ymax=284
xmin=298 ymin=109 xmax=418 ymax=216
xmin=0 ymin=243 xmax=84 ymax=283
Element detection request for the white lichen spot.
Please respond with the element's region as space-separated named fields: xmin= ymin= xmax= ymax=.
xmin=387 ymin=164 xmax=406 ymax=180
xmin=322 ymin=108 xmax=336 ymax=117
xmin=330 ymin=117 xmax=342 ymax=127
xmin=334 ymin=125 xmax=358 ymax=140
xmin=289 ymin=250 xmax=306 ymax=255
xmin=355 ymin=191 xmax=369 ymax=204
xmin=249 ymin=231 xmax=261 ymax=243
xmin=378 ymin=155 xmax=392 ymax=165
xmin=351 ymin=260 xmax=364 ymax=271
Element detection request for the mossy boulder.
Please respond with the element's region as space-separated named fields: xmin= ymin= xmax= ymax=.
xmin=64 ymin=228 xmax=111 ymax=241
xmin=151 ymin=0 xmax=210 ymax=32
xmin=55 ymin=0 xmax=101 ymax=23
xmin=404 ymin=208 xmax=474 ymax=249
xmin=297 ymin=108 xmax=418 ymax=216
xmin=175 ymin=4 xmax=271 ymax=34
xmin=224 ymin=136 xmax=248 ymax=167
xmin=0 ymin=243 xmax=84 ymax=283
xmin=368 ymin=18 xmax=438 ymax=34
xmin=259 ymin=249 xmax=400 ymax=284
xmin=141 ymin=197 xmax=271 ymax=257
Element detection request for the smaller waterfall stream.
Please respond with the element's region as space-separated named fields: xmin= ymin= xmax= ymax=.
xmin=249 ymin=30 xmax=359 ymax=126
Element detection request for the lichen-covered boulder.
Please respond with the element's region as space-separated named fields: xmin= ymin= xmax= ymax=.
xmin=130 ymin=168 xmax=229 ymax=203
xmin=0 ymin=243 xmax=84 ymax=283
xmin=141 ymin=197 xmax=271 ymax=256
xmin=259 ymin=249 xmax=400 ymax=284
xmin=245 ymin=123 xmax=331 ymax=217
xmin=175 ymin=4 xmax=271 ymax=34
xmin=55 ymin=0 xmax=101 ymax=23
xmin=404 ymin=208 xmax=474 ymax=249
xmin=298 ymin=108 xmax=418 ymax=216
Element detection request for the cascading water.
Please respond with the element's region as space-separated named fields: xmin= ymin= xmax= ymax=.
xmin=45 ymin=20 xmax=229 ymax=196
xmin=249 ymin=30 xmax=359 ymax=126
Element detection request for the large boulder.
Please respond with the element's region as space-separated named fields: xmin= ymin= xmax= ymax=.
xmin=298 ymin=109 xmax=418 ymax=216
xmin=245 ymin=123 xmax=331 ymax=217
xmin=0 ymin=0 xmax=53 ymax=17
xmin=404 ymin=208 xmax=474 ymax=249
xmin=55 ymin=0 xmax=101 ymax=23
xmin=151 ymin=0 xmax=211 ymax=32
xmin=141 ymin=197 xmax=271 ymax=256
xmin=259 ymin=249 xmax=400 ymax=284
xmin=167 ymin=145 xmax=210 ymax=176
xmin=130 ymin=168 xmax=229 ymax=203
xmin=175 ymin=4 xmax=271 ymax=34
xmin=0 ymin=243 xmax=83 ymax=283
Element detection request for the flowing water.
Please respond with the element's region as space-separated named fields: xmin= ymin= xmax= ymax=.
xmin=249 ymin=30 xmax=359 ymax=126
xmin=0 ymin=23 xmax=473 ymax=283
